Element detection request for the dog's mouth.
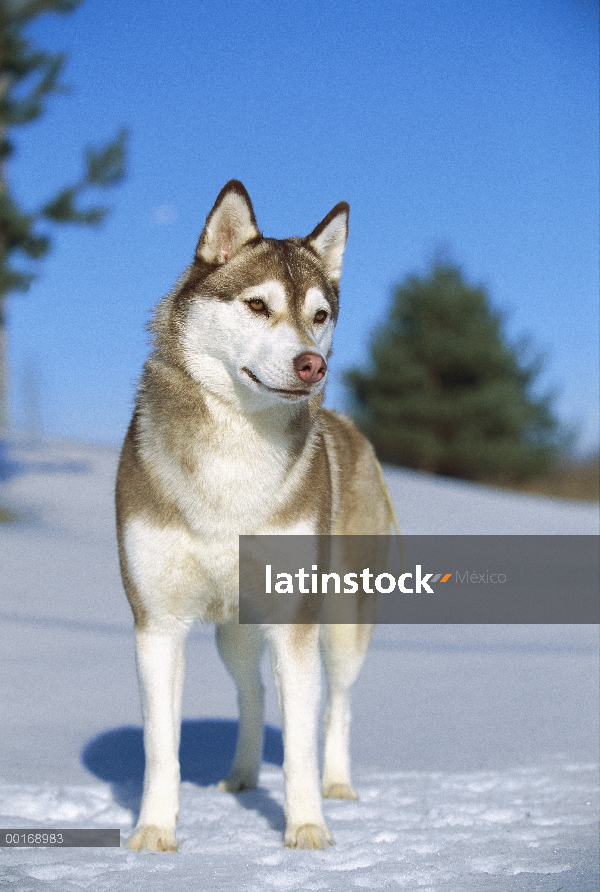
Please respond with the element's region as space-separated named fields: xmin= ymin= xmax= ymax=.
xmin=242 ymin=367 xmax=312 ymax=399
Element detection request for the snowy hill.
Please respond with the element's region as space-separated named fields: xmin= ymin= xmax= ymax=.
xmin=0 ymin=437 xmax=598 ymax=891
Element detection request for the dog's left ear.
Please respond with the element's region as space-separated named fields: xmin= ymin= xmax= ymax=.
xmin=196 ymin=180 xmax=260 ymax=264
xmin=306 ymin=202 xmax=349 ymax=285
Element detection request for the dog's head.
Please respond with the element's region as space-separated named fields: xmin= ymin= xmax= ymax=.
xmin=154 ymin=181 xmax=349 ymax=411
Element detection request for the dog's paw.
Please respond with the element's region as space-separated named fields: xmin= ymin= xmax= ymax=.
xmin=323 ymin=782 xmax=358 ymax=800
xmin=126 ymin=825 xmax=178 ymax=852
xmin=284 ymin=823 xmax=333 ymax=849
xmin=217 ymin=773 xmax=257 ymax=793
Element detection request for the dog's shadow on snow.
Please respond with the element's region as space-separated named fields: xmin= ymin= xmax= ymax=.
xmin=82 ymin=718 xmax=285 ymax=832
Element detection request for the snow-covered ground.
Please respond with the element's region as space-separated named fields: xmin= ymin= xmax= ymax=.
xmin=1 ymin=437 xmax=598 ymax=891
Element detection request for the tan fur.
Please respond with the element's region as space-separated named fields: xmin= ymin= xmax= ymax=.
xmin=116 ymin=181 xmax=391 ymax=852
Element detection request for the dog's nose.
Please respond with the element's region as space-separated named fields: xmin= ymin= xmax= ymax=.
xmin=294 ymin=352 xmax=327 ymax=384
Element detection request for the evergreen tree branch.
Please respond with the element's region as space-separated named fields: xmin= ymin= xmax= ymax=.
xmin=0 ymin=0 xmax=81 ymax=28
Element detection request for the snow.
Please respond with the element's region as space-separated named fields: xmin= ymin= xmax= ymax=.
xmin=1 ymin=436 xmax=598 ymax=890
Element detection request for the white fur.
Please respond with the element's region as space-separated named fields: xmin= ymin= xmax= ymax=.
xmin=265 ymin=624 xmax=329 ymax=845
xmin=122 ymin=189 xmax=373 ymax=853
xmin=181 ymin=281 xmax=332 ymax=411
xmin=136 ymin=387 xmax=315 ymax=540
xmin=182 ymin=281 xmax=333 ymax=412
xmin=127 ymin=627 xmax=187 ymax=851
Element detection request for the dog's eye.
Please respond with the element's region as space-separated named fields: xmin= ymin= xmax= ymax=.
xmin=247 ymin=298 xmax=268 ymax=316
xmin=313 ymin=310 xmax=328 ymax=324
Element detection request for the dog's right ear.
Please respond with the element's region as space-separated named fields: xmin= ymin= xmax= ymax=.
xmin=196 ymin=181 xmax=260 ymax=264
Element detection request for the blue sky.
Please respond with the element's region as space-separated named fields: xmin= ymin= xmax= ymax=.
xmin=6 ymin=0 xmax=599 ymax=453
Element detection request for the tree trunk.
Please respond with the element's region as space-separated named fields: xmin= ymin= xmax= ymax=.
xmin=0 ymin=296 xmax=8 ymax=432
xmin=0 ymin=145 xmax=9 ymax=432
xmin=0 ymin=76 xmax=8 ymax=431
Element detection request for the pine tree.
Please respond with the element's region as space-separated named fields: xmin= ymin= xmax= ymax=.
xmin=345 ymin=262 xmax=561 ymax=482
xmin=0 ymin=0 xmax=126 ymax=431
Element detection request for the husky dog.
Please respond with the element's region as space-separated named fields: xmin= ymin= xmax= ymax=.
xmin=116 ymin=181 xmax=391 ymax=852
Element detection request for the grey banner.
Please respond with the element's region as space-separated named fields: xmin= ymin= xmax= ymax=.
xmin=0 ymin=829 xmax=120 ymax=847
xmin=238 ymin=535 xmax=599 ymax=623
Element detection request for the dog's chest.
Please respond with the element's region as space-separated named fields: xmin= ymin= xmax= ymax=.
xmin=156 ymin=410 xmax=303 ymax=538
xmin=129 ymin=400 xmax=319 ymax=622
xmin=192 ymin=436 xmax=288 ymax=534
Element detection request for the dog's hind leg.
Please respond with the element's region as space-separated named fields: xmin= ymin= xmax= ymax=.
xmin=216 ymin=623 xmax=265 ymax=792
xmin=320 ymin=623 xmax=372 ymax=800
xmin=126 ymin=624 xmax=188 ymax=852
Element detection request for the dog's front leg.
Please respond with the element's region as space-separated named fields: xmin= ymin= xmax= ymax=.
xmin=320 ymin=623 xmax=371 ymax=800
xmin=127 ymin=626 xmax=187 ymax=852
xmin=266 ymin=624 xmax=332 ymax=849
